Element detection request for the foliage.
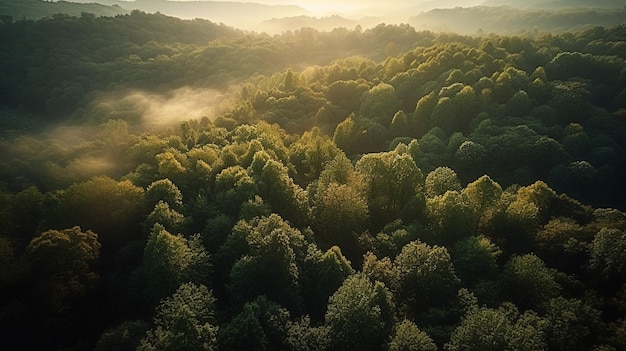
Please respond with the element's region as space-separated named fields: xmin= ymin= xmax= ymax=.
xmin=138 ymin=283 xmax=218 ymax=351
xmin=1 ymin=12 xmax=626 ymax=351
xmin=325 ymin=273 xmax=395 ymax=351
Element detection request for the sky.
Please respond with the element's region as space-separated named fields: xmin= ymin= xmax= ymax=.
xmin=162 ymin=0 xmax=486 ymax=16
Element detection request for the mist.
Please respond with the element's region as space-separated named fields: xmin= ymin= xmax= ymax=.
xmin=104 ymin=87 xmax=230 ymax=131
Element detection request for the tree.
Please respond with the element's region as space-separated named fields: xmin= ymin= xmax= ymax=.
xmin=228 ymin=214 xmax=308 ymax=313
xmin=501 ymin=254 xmax=560 ymax=311
xmin=542 ymin=296 xmax=603 ymax=351
xmin=426 ymin=190 xmax=474 ymax=244
xmin=389 ymin=319 xmax=437 ymax=351
xmin=143 ymin=201 xmax=185 ymax=236
xmin=394 ymin=241 xmax=460 ymax=317
xmin=95 ymin=320 xmax=149 ymax=351
xmin=333 ymin=114 xmax=357 ymax=155
xmin=138 ymin=283 xmax=218 ymax=351
xmin=489 ymin=182 xmax=558 ymax=255
xmin=325 ymin=274 xmax=394 ymax=351
xmin=26 ymin=226 xmax=101 ymax=311
xmin=139 ymin=224 xmax=210 ymax=307
xmin=258 ymin=158 xmax=309 ymax=228
xmin=590 ymin=228 xmax=626 ymax=280
xmin=454 ymin=140 xmax=487 ymax=183
xmin=145 ymin=178 xmax=183 ymax=212
xmin=451 ymin=236 xmax=501 ymax=291
xmin=360 ymin=82 xmax=402 ymax=125
xmin=313 ymin=182 xmax=368 ymax=260
xmin=214 ymin=165 xmax=258 ymax=217
xmin=462 ymin=175 xmax=503 ymax=233
xmin=412 ymin=91 xmax=438 ymax=137
xmin=424 ymin=167 xmax=461 ymax=198
xmin=285 ymin=316 xmax=330 ymax=351
xmin=445 ymin=303 xmax=546 ymax=351
xmin=289 ymin=127 xmax=343 ymax=184
xmin=52 ymin=176 xmax=144 ymax=252
xmin=218 ymin=296 xmax=291 ymax=351
xmin=356 ymin=148 xmax=424 ymax=229
xmin=535 ymin=217 xmax=588 ymax=273
xmin=300 ymin=245 xmax=354 ymax=319
xmin=390 ymin=110 xmax=410 ymax=137
xmin=156 ymin=150 xmax=188 ymax=185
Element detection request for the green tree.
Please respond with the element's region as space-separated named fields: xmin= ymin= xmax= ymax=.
xmin=325 ymin=274 xmax=395 ymax=351
xmin=462 ymin=175 xmax=503 ymax=233
xmin=389 ymin=319 xmax=437 ymax=351
xmin=360 ymin=82 xmax=402 ymax=125
xmin=425 ymin=167 xmax=461 ymax=198
xmin=356 ymin=148 xmax=424 ymax=229
xmin=451 ymin=235 xmax=501 ymax=292
xmin=289 ymin=127 xmax=343 ymax=184
xmin=26 ymin=226 xmax=101 ymax=311
xmin=412 ymin=91 xmax=438 ymax=137
xmin=94 ymin=320 xmax=149 ymax=351
xmin=138 ymin=283 xmax=218 ymax=351
xmin=139 ymin=224 xmax=210 ymax=306
xmin=313 ymin=182 xmax=368 ymax=260
xmin=52 ymin=176 xmax=144 ymax=251
xmin=390 ymin=110 xmax=410 ymax=137
xmin=394 ymin=241 xmax=460 ymax=317
xmin=218 ymin=296 xmax=291 ymax=351
xmin=145 ymin=178 xmax=183 ymax=212
xmin=501 ymin=254 xmax=560 ymax=311
xmin=258 ymin=158 xmax=309 ymax=228
xmin=426 ymin=190 xmax=474 ymax=244
xmin=214 ymin=165 xmax=258 ymax=217
xmin=446 ymin=303 xmax=546 ymax=351
xmin=285 ymin=316 xmax=330 ymax=351
xmin=301 ymin=245 xmax=354 ymax=319
xmin=535 ymin=217 xmax=588 ymax=273
xmin=333 ymin=114 xmax=357 ymax=154
xmin=543 ymin=297 xmax=603 ymax=351
xmin=143 ymin=201 xmax=185 ymax=236
xmin=590 ymin=228 xmax=626 ymax=280
xmin=228 ymin=214 xmax=307 ymax=313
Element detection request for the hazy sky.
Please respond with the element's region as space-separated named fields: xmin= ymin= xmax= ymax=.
xmin=163 ymin=0 xmax=485 ymax=16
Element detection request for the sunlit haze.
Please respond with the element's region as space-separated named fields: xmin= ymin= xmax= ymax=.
xmin=151 ymin=0 xmax=485 ymax=17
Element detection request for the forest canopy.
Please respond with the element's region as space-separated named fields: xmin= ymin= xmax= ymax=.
xmin=1 ymin=8 xmax=626 ymax=351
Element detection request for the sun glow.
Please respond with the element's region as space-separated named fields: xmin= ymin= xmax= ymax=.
xmin=297 ymin=3 xmax=365 ymax=16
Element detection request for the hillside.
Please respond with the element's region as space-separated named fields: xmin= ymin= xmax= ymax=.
xmin=482 ymin=0 xmax=626 ymax=9
xmin=0 ymin=0 xmax=128 ymax=19
xmin=410 ymin=6 xmax=626 ymax=34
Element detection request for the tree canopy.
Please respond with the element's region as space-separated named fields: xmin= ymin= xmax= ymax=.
xmin=1 ymin=10 xmax=625 ymax=351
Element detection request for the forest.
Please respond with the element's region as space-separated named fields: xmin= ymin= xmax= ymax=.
xmin=1 ymin=7 xmax=626 ymax=351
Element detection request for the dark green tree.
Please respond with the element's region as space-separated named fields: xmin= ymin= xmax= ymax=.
xmin=445 ymin=303 xmax=546 ymax=351
xmin=26 ymin=226 xmax=101 ymax=311
xmin=389 ymin=319 xmax=437 ymax=351
xmin=138 ymin=283 xmax=218 ymax=351
xmin=325 ymin=274 xmax=394 ymax=351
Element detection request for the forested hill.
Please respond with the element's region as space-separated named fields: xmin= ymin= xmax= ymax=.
xmin=482 ymin=0 xmax=626 ymax=9
xmin=2 ymin=11 xmax=626 ymax=351
xmin=410 ymin=6 xmax=626 ymax=34
xmin=0 ymin=0 xmax=128 ymax=19
xmin=0 ymin=12 xmax=428 ymax=124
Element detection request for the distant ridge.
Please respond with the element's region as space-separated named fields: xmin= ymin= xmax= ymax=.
xmin=259 ymin=15 xmax=359 ymax=33
xmin=481 ymin=0 xmax=626 ymax=9
xmin=0 ymin=0 xmax=128 ymax=20
xmin=410 ymin=6 xmax=626 ymax=34
xmin=80 ymin=0 xmax=312 ymax=29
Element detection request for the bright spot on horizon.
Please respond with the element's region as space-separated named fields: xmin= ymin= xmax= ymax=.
xmin=296 ymin=3 xmax=366 ymax=16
